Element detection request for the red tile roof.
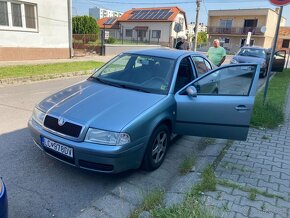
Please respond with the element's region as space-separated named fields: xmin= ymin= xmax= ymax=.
xmin=97 ymin=17 xmax=119 ymax=29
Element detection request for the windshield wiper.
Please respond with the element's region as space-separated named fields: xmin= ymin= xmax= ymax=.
xmin=90 ymin=77 xmax=123 ymax=88
xmin=120 ymin=84 xmax=152 ymax=93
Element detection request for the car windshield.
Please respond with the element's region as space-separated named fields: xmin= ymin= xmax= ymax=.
xmin=237 ymin=48 xmax=266 ymax=59
xmin=91 ymin=54 xmax=175 ymax=94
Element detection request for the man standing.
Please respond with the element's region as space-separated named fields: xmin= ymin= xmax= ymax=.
xmin=207 ymin=39 xmax=226 ymax=67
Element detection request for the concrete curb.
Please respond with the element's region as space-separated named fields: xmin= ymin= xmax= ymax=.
xmin=0 ymin=70 xmax=92 ymax=87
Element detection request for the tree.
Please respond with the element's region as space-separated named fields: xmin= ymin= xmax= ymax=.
xmin=197 ymin=32 xmax=208 ymax=46
xmin=72 ymin=16 xmax=99 ymax=35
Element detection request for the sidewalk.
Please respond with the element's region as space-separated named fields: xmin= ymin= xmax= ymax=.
xmin=201 ymin=88 xmax=290 ymax=217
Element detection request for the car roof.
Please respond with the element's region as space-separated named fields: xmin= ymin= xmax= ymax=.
xmin=241 ymin=46 xmax=268 ymax=50
xmin=123 ymin=48 xmax=205 ymax=59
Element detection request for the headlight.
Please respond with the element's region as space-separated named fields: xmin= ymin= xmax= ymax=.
xmin=231 ymin=59 xmax=239 ymax=64
xmin=32 ymin=107 xmax=46 ymax=125
xmin=85 ymin=128 xmax=131 ymax=146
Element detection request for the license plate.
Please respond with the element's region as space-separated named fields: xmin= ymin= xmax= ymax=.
xmin=41 ymin=137 xmax=73 ymax=158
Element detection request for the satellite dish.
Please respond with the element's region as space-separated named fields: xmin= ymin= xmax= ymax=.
xmin=261 ymin=26 xmax=267 ymax=33
xmin=174 ymin=23 xmax=182 ymax=33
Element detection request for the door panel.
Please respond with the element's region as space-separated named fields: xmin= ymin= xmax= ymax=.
xmin=174 ymin=64 xmax=260 ymax=141
xmin=272 ymin=50 xmax=286 ymax=72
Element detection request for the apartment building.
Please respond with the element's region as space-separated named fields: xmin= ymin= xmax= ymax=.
xmin=89 ymin=7 xmax=123 ymax=20
xmin=0 ymin=0 xmax=71 ymax=61
xmin=207 ymin=8 xmax=286 ymax=52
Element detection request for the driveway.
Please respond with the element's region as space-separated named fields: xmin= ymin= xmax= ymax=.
xmin=0 ymin=73 xmax=267 ymax=217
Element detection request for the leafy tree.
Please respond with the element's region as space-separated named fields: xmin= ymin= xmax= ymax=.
xmin=72 ymin=16 xmax=99 ymax=35
xmin=197 ymin=32 xmax=208 ymax=45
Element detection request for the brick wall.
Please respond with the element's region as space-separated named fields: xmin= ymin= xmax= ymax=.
xmin=277 ymin=27 xmax=290 ymax=51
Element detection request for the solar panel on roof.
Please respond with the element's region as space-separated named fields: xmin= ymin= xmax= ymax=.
xmin=129 ymin=9 xmax=172 ymax=20
xmin=163 ymin=12 xmax=173 ymax=20
xmin=104 ymin=17 xmax=117 ymax=25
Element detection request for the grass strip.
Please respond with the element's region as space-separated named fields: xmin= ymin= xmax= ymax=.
xmin=251 ymin=69 xmax=290 ymax=128
xmin=0 ymin=61 xmax=104 ymax=79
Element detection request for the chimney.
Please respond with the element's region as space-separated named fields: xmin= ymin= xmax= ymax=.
xmin=275 ymin=7 xmax=280 ymax=14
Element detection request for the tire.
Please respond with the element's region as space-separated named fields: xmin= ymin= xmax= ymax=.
xmin=142 ymin=125 xmax=170 ymax=171
xmin=260 ymin=68 xmax=267 ymax=78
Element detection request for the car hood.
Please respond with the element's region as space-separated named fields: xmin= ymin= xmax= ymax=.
xmin=234 ymin=55 xmax=265 ymax=64
xmin=38 ymin=80 xmax=166 ymax=132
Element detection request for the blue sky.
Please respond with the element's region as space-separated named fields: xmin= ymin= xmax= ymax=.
xmin=72 ymin=0 xmax=290 ymax=25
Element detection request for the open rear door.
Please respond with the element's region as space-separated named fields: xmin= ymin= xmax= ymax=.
xmin=272 ymin=50 xmax=286 ymax=72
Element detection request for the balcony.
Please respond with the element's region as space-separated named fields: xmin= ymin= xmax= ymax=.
xmin=208 ymin=26 xmax=264 ymax=35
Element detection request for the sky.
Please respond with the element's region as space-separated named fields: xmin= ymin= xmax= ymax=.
xmin=72 ymin=0 xmax=290 ymax=26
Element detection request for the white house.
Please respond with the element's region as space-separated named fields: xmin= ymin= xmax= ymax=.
xmin=116 ymin=7 xmax=188 ymax=47
xmin=0 ymin=0 xmax=71 ymax=61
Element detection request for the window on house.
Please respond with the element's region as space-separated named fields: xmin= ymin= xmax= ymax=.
xmin=225 ymin=38 xmax=230 ymax=44
xmin=220 ymin=20 xmax=232 ymax=28
xmin=152 ymin=30 xmax=161 ymax=38
xmin=11 ymin=3 xmax=23 ymax=27
xmin=25 ymin=4 xmax=36 ymax=29
xmin=126 ymin=29 xmax=132 ymax=37
xmin=0 ymin=1 xmax=37 ymax=31
xmin=282 ymin=39 xmax=290 ymax=48
xmin=0 ymin=1 xmax=9 ymax=26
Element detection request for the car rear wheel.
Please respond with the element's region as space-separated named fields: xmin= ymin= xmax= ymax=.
xmin=142 ymin=125 xmax=169 ymax=171
xmin=260 ymin=68 xmax=268 ymax=78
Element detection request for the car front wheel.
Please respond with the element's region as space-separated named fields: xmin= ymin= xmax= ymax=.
xmin=142 ymin=125 xmax=169 ymax=171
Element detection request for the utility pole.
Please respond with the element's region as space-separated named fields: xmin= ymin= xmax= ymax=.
xmin=193 ymin=0 xmax=201 ymax=51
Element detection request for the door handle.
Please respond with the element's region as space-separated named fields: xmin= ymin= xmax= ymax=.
xmin=235 ymin=105 xmax=249 ymax=111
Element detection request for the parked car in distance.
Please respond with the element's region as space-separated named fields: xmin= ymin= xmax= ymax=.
xmin=0 ymin=178 xmax=8 ymax=218
xmin=230 ymin=46 xmax=286 ymax=77
xmin=29 ymin=48 xmax=260 ymax=173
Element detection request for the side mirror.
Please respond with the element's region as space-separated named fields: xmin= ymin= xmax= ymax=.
xmin=186 ymin=86 xmax=197 ymax=97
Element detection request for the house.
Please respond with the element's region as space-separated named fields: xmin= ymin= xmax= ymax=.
xmin=0 ymin=0 xmax=71 ymax=61
xmin=89 ymin=7 xmax=123 ymax=20
xmin=112 ymin=7 xmax=188 ymax=47
xmin=277 ymin=27 xmax=290 ymax=51
xmin=97 ymin=17 xmax=121 ymax=40
xmin=207 ymin=8 xmax=287 ymax=52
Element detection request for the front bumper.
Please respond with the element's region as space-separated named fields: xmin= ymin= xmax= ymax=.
xmin=28 ymin=118 xmax=148 ymax=173
xmin=0 ymin=180 xmax=8 ymax=218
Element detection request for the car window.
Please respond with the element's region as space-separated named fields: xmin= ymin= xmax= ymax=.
xmin=93 ymin=54 xmax=175 ymax=95
xmin=238 ymin=48 xmax=266 ymax=59
xmin=191 ymin=56 xmax=212 ymax=77
xmin=193 ymin=65 xmax=257 ymax=96
xmin=174 ymin=57 xmax=195 ymax=93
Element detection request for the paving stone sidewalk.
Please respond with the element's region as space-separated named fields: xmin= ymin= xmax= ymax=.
xmin=203 ymin=89 xmax=290 ymax=217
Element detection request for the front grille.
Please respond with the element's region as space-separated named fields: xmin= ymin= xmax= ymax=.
xmin=44 ymin=147 xmax=75 ymax=165
xmin=79 ymin=160 xmax=114 ymax=172
xmin=44 ymin=115 xmax=82 ymax=138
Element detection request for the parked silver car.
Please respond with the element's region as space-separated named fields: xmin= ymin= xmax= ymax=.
xmin=29 ymin=48 xmax=260 ymax=173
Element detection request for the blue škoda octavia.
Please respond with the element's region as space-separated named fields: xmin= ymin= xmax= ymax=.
xmin=28 ymin=48 xmax=260 ymax=173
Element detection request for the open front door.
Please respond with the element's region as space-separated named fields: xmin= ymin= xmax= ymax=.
xmin=174 ymin=64 xmax=260 ymax=141
xmin=272 ymin=50 xmax=286 ymax=72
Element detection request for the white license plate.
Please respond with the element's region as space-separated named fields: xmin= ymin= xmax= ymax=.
xmin=41 ymin=137 xmax=73 ymax=158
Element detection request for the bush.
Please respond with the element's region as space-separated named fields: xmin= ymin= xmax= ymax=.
xmin=72 ymin=16 xmax=99 ymax=36
xmin=106 ymin=37 xmax=116 ymax=44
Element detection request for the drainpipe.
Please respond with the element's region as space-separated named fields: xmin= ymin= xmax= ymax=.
xmin=68 ymin=0 xmax=73 ymax=58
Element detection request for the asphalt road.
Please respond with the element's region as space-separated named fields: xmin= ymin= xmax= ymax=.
xmin=0 ymin=73 xmax=267 ymax=218
xmin=0 ymin=77 xmax=136 ymax=218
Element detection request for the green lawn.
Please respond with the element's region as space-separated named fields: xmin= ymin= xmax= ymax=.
xmin=251 ymin=69 xmax=290 ymax=128
xmin=0 ymin=61 xmax=104 ymax=79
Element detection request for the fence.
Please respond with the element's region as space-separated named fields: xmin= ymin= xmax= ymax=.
xmin=72 ymin=34 xmax=102 ymax=56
